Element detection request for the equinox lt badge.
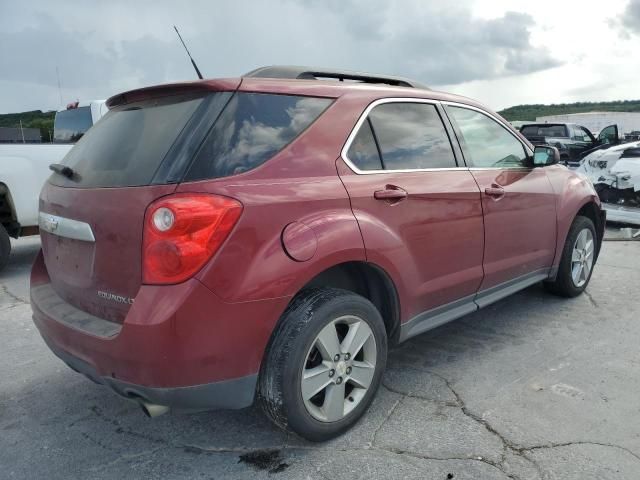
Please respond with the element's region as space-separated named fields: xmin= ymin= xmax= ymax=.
xmin=97 ymin=290 xmax=134 ymax=305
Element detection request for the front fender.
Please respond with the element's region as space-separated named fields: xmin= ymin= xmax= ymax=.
xmin=545 ymin=165 xmax=602 ymax=270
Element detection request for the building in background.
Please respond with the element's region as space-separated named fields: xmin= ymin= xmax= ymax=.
xmin=0 ymin=127 xmax=41 ymax=143
xmin=536 ymin=112 xmax=640 ymax=137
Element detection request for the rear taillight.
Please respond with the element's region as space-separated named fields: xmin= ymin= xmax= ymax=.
xmin=142 ymin=193 xmax=242 ymax=284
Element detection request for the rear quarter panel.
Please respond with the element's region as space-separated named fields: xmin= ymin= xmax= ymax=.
xmin=182 ymin=94 xmax=377 ymax=303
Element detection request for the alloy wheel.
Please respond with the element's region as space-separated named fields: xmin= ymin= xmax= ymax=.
xmin=301 ymin=315 xmax=377 ymax=422
xmin=571 ymin=228 xmax=595 ymax=287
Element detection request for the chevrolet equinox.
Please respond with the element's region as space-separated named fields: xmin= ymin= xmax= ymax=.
xmin=31 ymin=66 xmax=605 ymax=441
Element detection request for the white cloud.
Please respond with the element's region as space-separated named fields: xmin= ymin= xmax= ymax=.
xmin=0 ymin=0 xmax=638 ymax=113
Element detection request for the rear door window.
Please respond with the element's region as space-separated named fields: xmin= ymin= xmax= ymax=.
xmin=185 ymin=93 xmax=332 ymax=180
xmin=50 ymin=94 xmax=205 ymax=188
xmin=368 ymin=102 xmax=457 ymax=170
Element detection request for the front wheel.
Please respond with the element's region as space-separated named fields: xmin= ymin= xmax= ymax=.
xmin=258 ymin=288 xmax=387 ymax=442
xmin=544 ymin=216 xmax=597 ymax=297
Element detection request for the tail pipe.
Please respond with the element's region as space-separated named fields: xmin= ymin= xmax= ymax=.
xmin=139 ymin=402 xmax=170 ymax=418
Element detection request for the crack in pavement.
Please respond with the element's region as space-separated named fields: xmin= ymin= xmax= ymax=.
xmin=0 ymin=284 xmax=28 ymax=306
xmin=522 ymin=441 xmax=640 ymax=462
xmin=382 ymin=365 xmax=640 ymax=479
xmin=370 ymin=386 xmax=403 ymax=447
xmin=583 ymin=290 xmax=599 ymax=308
xmin=380 ymin=370 xmax=528 ymax=479
xmin=71 ymin=375 xmax=640 ymax=479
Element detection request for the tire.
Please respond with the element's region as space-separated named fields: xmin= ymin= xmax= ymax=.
xmin=258 ymin=287 xmax=388 ymax=442
xmin=0 ymin=224 xmax=11 ymax=272
xmin=544 ymin=216 xmax=597 ymax=297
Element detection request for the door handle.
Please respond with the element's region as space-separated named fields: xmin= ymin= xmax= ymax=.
xmin=484 ymin=185 xmax=505 ymax=198
xmin=374 ymin=185 xmax=408 ymax=201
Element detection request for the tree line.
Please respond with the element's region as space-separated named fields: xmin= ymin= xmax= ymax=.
xmin=0 ymin=110 xmax=55 ymax=142
xmin=498 ymin=100 xmax=640 ymax=121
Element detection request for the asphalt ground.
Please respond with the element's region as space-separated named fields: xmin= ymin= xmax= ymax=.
xmin=2 ymin=234 xmax=639 ymax=479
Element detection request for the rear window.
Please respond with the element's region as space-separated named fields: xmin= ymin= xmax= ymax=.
xmin=184 ymin=93 xmax=332 ymax=180
xmin=53 ymin=106 xmax=93 ymax=143
xmin=520 ymin=125 xmax=568 ymax=138
xmin=50 ymin=94 xmax=204 ymax=188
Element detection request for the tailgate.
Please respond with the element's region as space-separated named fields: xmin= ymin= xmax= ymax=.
xmin=39 ymin=183 xmax=176 ymax=323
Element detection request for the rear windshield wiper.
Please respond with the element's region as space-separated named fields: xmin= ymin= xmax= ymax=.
xmin=49 ymin=163 xmax=76 ymax=180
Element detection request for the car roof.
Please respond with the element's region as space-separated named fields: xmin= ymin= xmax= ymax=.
xmin=106 ymin=68 xmax=494 ymax=117
xmin=238 ymin=76 xmax=482 ymax=105
xmin=244 ymin=65 xmax=430 ymax=90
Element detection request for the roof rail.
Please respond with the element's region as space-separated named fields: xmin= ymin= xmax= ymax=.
xmin=243 ymin=65 xmax=429 ymax=90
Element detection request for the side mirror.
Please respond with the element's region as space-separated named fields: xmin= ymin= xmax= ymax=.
xmin=532 ymin=145 xmax=560 ymax=167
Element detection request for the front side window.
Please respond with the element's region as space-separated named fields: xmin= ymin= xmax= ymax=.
xmin=578 ymin=127 xmax=595 ymax=143
xmin=448 ymin=106 xmax=528 ymax=168
xmin=185 ymin=93 xmax=332 ymax=180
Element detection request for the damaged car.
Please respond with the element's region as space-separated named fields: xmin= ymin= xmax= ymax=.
xmin=520 ymin=122 xmax=619 ymax=167
xmin=578 ymin=142 xmax=640 ymax=225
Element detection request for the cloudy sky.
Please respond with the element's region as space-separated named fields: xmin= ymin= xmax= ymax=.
xmin=1 ymin=0 xmax=639 ymax=114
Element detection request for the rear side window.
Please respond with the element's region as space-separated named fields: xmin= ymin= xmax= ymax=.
xmin=53 ymin=106 xmax=93 ymax=143
xmin=347 ymin=119 xmax=383 ymax=171
xmin=448 ymin=106 xmax=528 ymax=168
xmin=351 ymin=102 xmax=456 ymax=171
xmin=50 ymin=94 xmax=205 ymax=188
xmin=185 ymin=93 xmax=332 ymax=180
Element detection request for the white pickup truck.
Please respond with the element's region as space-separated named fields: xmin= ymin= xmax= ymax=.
xmin=0 ymin=100 xmax=108 ymax=269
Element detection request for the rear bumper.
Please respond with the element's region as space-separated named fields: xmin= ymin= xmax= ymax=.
xmin=44 ymin=336 xmax=257 ymax=411
xmin=30 ymin=250 xmax=290 ymax=411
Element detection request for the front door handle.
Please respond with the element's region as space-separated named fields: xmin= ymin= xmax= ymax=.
xmin=484 ymin=184 xmax=505 ymax=198
xmin=374 ymin=185 xmax=408 ymax=201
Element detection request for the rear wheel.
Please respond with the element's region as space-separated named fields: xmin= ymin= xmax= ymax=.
xmin=0 ymin=224 xmax=11 ymax=271
xmin=258 ymin=288 xmax=387 ymax=442
xmin=544 ymin=216 xmax=597 ymax=297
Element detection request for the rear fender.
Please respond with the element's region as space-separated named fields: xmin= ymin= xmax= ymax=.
xmin=190 ymin=178 xmax=367 ymax=303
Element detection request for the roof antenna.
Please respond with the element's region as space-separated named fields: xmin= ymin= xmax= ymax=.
xmin=173 ymin=25 xmax=203 ymax=79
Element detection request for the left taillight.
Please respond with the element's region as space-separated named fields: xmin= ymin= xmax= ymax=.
xmin=142 ymin=193 xmax=243 ymax=285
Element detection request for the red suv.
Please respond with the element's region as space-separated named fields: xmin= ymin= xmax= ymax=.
xmin=31 ymin=66 xmax=605 ymax=441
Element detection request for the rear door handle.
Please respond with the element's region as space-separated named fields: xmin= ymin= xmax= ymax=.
xmin=484 ymin=185 xmax=505 ymax=198
xmin=374 ymin=186 xmax=408 ymax=201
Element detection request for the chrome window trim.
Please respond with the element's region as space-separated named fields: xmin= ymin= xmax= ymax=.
xmin=38 ymin=212 xmax=95 ymax=242
xmin=442 ymin=101 xmax=534 ymax=158
xmin=340 ymin=97 xmax=466 ymax=175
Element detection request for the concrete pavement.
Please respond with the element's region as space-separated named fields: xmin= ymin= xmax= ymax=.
xmin=1 ymin=236 xmax=639 ymax=479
